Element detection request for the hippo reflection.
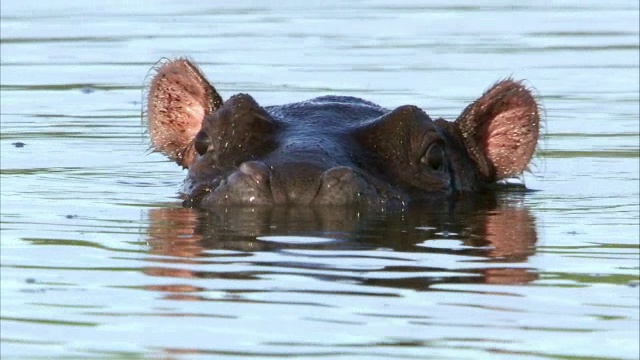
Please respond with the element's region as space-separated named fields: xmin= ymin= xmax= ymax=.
xmin=144 ymin=194 xmax=539 ymax=287
xmin=146 ymin=59 xmax=539 ymax=208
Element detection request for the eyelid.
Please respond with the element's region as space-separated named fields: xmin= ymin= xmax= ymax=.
xmin=416 ymin=132 xmax=445 ymax=163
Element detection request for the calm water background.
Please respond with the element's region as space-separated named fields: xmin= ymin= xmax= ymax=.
xmin=1 ymin=1 xmax=639 ymax=359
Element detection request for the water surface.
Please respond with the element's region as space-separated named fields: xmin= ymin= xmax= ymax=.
xmin=1 ymin=1 xmax=639 ymax=359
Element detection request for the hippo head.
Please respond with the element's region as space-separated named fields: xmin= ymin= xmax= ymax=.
xmin=146 ymin=59 xmax=539 ymax=208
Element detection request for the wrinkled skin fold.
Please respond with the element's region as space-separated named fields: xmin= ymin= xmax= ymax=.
xmin=145 ymin=58 xmax=540 ymax=209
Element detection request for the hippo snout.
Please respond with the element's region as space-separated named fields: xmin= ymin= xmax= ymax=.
xmin=196 ymin=161 xmax=273 ymax=206
xmin=195 ymin=161 xmax=385 ymax=206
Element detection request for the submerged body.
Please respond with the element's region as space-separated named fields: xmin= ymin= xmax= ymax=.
xmin=146 ymin=59 xmax=540 ymax=208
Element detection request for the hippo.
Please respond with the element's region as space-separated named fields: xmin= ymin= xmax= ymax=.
xmin=145 ymin=58 xmax=539 ymax=208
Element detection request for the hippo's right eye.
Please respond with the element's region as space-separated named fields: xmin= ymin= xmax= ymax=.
xmin=421 ymin=143 xmax=445 ymax=171
xmin=194 ymin=131 xmax=211 ymax=156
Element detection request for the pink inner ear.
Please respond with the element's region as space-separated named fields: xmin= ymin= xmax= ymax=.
xmin=485 ymin=107 xmax=538 ymax=179
xmin=184 ymin=102 xmax=206 ymax=131
xmin=455 ymin=79 xmax=540 ymax=183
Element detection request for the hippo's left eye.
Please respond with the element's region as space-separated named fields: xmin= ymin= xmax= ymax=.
xmin=421 ymin=143 xmax=445 ymax=171
xmin=194 ymin=131 xmax=211 ymax=156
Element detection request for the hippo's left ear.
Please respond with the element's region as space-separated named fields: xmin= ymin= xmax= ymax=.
xmin=455 ymin=79 xmax=540 ymax=182
xmin=145 ymin=58 xmax=224 ymax=168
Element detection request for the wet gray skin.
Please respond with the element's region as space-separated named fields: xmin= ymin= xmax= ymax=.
xmin=145 ymin=59 xmax=540 ymax=208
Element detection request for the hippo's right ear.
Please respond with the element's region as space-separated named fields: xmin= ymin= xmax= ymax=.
xmin=454 ymin=79 xmax=540 ymax=183
xmin=145 ymin=58 xmax=224 ymax=168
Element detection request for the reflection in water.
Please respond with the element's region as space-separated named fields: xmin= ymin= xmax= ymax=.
xmin=144 ymin=191 xmax=538 ymax=299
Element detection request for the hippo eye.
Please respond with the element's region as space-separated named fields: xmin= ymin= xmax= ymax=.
xmin=194 ymin=131 xmax=211 ymax=156
xmin=421 ymin=143 xmax=445 ymax=171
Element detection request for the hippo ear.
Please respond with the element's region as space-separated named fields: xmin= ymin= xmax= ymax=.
xmin=455 ymin=79 xmax=540 ymax=182
xmin=145 ymin=58 xmax=224 ymax=168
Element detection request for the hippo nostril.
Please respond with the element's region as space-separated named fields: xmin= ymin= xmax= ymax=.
xmin=239 ymin=161 xmax=271 ymax=184
xmin=314 ymin=166 xmax=373 ymax=205
xmin=321 ymin=166 xmax=359 ymax=188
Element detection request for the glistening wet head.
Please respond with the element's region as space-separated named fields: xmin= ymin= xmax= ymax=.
xmin=145 ymin=58 xmax=540 ymax=209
